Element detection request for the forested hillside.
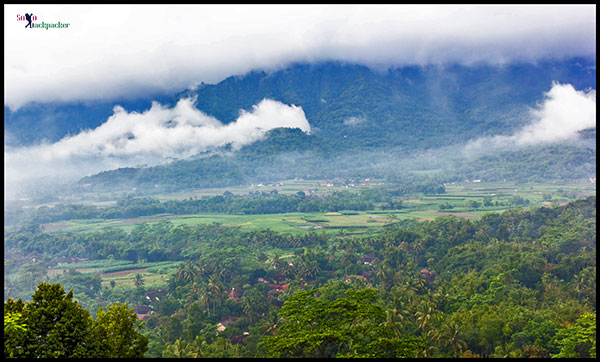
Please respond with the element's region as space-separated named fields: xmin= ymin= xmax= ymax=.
xmin=176 ymin=59 xmax=595 ymax=148
xmin=5 ymin=197 xmax=596 ymax=358
xmin=76 ymin=127 xmax=595 ymax=193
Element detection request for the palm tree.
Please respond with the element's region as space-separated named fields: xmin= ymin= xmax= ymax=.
xmin=415 ymin=301 xmax=437 ymax=332
xmin=341 ymin=248 xmax=355 ymax=276
xmin=198 ymin=283 xmax=211 ymax=317
xmin=430 ymin=320 xmax=466 ymax=357
xmin=207 ymin=276 xmax=223 ymax=313
xmin=175 ymin=261 xmax=198 ymax=283
xmin=381 ymin=308 xmax=406 ymax=338
xmin=410 ymin=240 xmax=423 ymax=263
xmin=306 ymin=259 xmax=320 ymax=280
xmin=259 ymin=310 xmax=281 ymax=336
xmin=267 ymin=251 xmax=284 ymax=270
xmin=134 ymin=273 xmax=145 ymax=289
xmin=162 ymin=339 xmax=197 ymax=358
xmin=375 ymin=264 xmax=390 ymax=288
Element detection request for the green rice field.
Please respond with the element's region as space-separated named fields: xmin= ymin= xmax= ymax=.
xmin=42 ymin=180 xmax=595 ymax=236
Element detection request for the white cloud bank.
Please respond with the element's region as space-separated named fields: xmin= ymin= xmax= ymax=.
xmin=464 ymin=82 xmax=596 ymax=154
xmin=4 ymin=4 xmax=596 ymax=109
xmin=4 ymin=98 xmax=310 ymax=199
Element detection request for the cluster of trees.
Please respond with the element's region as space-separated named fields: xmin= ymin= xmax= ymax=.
xmin=71 ymin=136 xmax=595 ymax=199
xmin=4 ymin=282 xmax=147 ymax=358
xmin=76 ymin=139 xmax=595 ymax=197
xmin=8 ymin=186 xmax=426 ymax=226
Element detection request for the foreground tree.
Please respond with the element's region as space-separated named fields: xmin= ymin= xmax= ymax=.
xmin=93 ymin=303 xmax=148 ymax=358
xmin=4 ymin=282 xmax=98 ymax=358
xmin=4 ymin=310 xmax=28 ymax=358
xmin=4 ymin=282 xmax=148 ymax=358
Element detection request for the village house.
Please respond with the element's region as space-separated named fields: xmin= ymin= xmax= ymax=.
xmin=146 ymin=289 xmax=168 ymax=302
xmin=216 ymin=316 xmax=241 ymax=333
xmin=267 ymin=282 xmax=290 ymax=298
xmin=228 ymin=287 xmax=241 ymax=302
xmin=133 ymin=305 xmax=153 ymax=320
xmin=359 ymin=253 xmax=376 ymax=265
xmin=344 ymin=274 xmax=367 ymax=282
xmin=420 ymin=268 xmax=435 ymax=283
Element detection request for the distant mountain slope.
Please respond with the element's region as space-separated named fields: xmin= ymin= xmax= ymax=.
xmin=77 ymin=127 xmax=596 ymax=193
xmin=76 ymin=128 xmax=342 ymax=192
xmin=176 ymin=58 xmax=596 ymax=148
xmin=6 ymin=58 xmax=596 ymax=195
xmin=5 ymin=58 xmax=596 ymax=149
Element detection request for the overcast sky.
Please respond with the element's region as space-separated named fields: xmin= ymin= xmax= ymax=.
xmin=4 ymin=4 xmax=596 ymax=110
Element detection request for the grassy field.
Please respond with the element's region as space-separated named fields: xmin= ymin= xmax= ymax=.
xmin=47 ymin=259 xmax=182 ymax=289
xmin=42 ymin=180 xmax=595 ymax=236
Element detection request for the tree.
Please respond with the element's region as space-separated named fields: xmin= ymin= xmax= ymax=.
xmin=431 ymin=320 xmax=467 ymax=357
xmin=551 ymin=312 xmax=596 ymax=358
xmin=93 ymin=303 xmax=149 ymax=358
xmin=262 ymin=287 xmax=421 ymax=358
xmin=415 ymin=300 xmax=437 ymax=332
xmin=162 ymin=339 xmax=197 ymax=358
xmin=175 ymin=261 xmax=198 ymax=283
xmin=207 ymin=276 xmax=224 ymax=314
xmin=4 ymin=282 xmax=98 ymax=358
xmin=4 ymin=282 xmax=149 ymax=359
xmin=134 ymin=273 xmax=145 ymax=289
xmin=267 ymin=251 xmax=284 ymax=270
xmin=381 ymin=308 xmax=406 ymax=338
xmin=4 ymin=311 xmax=28 ymax=358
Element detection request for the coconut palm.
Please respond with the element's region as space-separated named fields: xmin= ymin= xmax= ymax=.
xmin=207 ymin=276 xmax=223 ymax=313
xmin=134 ymin=273 xmax=145 ymax=289
xmin=162 ymin=339 xmax=197 ymax=358
xmin=198 ymin=283 xmax=211 ymax=316
xmin=431 ymin=320 xmax=467 ymax=357
xmin=175 ymin=261 xmax=198 ymax=283
xmin=415 ymin=301 xmax=437 ymax=332
xmin=267 ymin=251 xmax=284 ymax=270
xmin=381 ymin=308 xmax=406 ymax=338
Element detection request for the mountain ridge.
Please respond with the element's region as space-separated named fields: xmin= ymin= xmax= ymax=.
xmin=5 ymin=58 xmax=595 ymax=148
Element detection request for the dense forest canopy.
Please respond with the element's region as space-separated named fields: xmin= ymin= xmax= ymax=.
xmin=5 ymin=196 xmax=596 ymax=358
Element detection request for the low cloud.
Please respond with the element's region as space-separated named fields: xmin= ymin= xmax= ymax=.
xmin=4 ymin=98 xmax=310 ymax=199
xmin=464 ymin=82 xmax=596 ymax=155
xmin=4 ymin=5 xmax=596 ymax=109
xmin=343 ymin=116 xmax=367 ymax=127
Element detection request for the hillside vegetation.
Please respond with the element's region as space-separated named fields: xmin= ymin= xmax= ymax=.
xmin=4 ymin=197 xmax=596 ymax=357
